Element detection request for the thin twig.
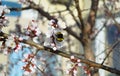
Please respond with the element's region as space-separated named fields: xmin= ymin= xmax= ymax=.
xmin=36 ymin=65 xmax=47 ymax=76
xmin=101 ymin=39 xmax=120 ymax=65
xmin=74 ymin=0 xmax=84 ymax=29
xmin=92 ymin=20 xmax=108 ymax=40
xmin=103 ymin=0 xmax=120 ymax=31
xmin=49 ymin=9 xmax=67 ymax=14
xmin=9 ymin=6 xmax=31 ymax=11
xmin=67 ymin=8 xmax=81 ymax=29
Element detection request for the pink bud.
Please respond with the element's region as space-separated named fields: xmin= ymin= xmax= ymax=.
xmin=73 ymin=69 xmax=77 ymax=74
xmin=19 ymin=37 xmax=23 ymax=41
xmin=70 ymin=56 xmax=75 ymax=59
xmin=53 ymin=47 xmax=57 ymax=51
xmin=66 ymin=70 xmax=70 ymax=74
xmin=78 ymin=63 xmax=82 ymax=66
xmin=77 ymin=59 xmax=81 ymax=62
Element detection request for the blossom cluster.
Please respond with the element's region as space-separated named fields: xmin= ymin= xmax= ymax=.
xmin=0 ymin=5 xmax=65 ymax=76
xmin=65 ymin=56 xmax=91 ymax=76
xmin=25 ymin=20 xmax=41 ymax=38
xmin=3 ymin=35 xmax=22 ymax=54
xmin=0 ymin=5 xmax=10 ymax=29
xmin=22 ymin=54 xmax=36 ymax=75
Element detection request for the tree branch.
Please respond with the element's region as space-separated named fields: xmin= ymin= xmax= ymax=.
xmin=74 ymin=0 xmax=84 ymax=30
xmin=83 ymin=0 xmax=99 ymax=35
xmin=87 ymin=0 xmax=99 ymax=27
xmin=9 ymin=6 xmax=31 ymax=11
xmin=80 ymin=0 xmax=99 ymax=64
xmin=67 ymin=8 xmax=81 ymax=29
xmin=0 ymin=32 xmax=120 ymax=75
xmin=64 ymin=27 xmax=81 ymax=41
xmin=101 ymin=39 xmax=120 ymax=65
xmin=92 ymin=20 xmax=107 ymax=40
xmin=103 ymin=0 xmax=120 ymax=31
xmin=8 ymin=1 xmax=83 ymax=43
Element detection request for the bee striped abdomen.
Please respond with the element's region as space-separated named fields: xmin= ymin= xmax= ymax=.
xmin=56 ymin=32 xmax=64 ymax=42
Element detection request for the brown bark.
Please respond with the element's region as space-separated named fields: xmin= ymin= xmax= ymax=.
xmin=82 ymin=33 xmax=99 ymax=76
xmin=81 ymin=0 xmax=99 ymax=76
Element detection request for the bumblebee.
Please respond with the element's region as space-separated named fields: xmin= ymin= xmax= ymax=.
xmin=55 ymin=32 xmax=64 ymax=42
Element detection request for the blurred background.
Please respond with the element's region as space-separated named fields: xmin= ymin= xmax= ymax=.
xmin=0 ymin=0 xmax=120 ymax=76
